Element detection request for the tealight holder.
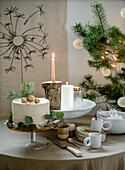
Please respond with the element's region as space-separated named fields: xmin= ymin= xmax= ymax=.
xmin=73 ymin=87 xmax=84 ymax=109
xmin=42 ymin=81 xmax=62 ymax=110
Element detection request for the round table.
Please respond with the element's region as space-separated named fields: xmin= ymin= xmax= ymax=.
xmin=0 ymin=118 xmax=125 ymax=170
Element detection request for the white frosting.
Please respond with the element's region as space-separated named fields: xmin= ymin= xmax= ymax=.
xmin=12 ymin=98 xmax=50 ymax=125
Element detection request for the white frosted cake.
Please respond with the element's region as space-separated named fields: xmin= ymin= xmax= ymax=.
xmin=12 ymin=98 xmax=50 ymax=125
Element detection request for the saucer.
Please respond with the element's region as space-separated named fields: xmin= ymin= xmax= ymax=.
xmin=76 ymin=125 xmax=106 ymax=142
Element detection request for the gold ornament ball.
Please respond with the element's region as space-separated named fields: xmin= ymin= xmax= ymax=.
xmin=21 ymin=97 xmax=27 ymax=103
xmin=27 ymin=95 xmax=35 ymax=102
xmin=35 ymin=98 xmax=40 ymax=104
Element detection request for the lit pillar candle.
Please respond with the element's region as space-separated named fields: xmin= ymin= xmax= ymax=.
xmin=51 ymin=53 xmax=55 ymax=82
xmin=61 ymin=82 xmax=74 ymax=110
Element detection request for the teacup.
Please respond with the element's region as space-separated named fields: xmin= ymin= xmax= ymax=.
xmin=57 ymin=125 xmax=69 ymax=140
xmin=84 ymin=133 xmax=101 ymax=148
xmin=90 ymin=118 xmax=111 ymax=131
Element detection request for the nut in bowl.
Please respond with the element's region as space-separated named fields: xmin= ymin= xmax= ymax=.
xmin=97 ymin=109 xmax=125 ymax=134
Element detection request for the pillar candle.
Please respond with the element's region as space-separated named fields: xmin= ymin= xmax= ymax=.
xmin=61 ymin=83 xmax=74 ymax=110
xmin=51 ymin=53 xmax=55 ymax=82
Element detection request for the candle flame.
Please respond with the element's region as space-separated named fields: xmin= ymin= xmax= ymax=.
xmin=66 ymin=81 xmax=68 ymax=85
xmin=52 ymin=52 xmax=55 ymax=59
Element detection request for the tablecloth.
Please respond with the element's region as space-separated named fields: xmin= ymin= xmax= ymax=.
xmin=0 ymin=116 xmax=125 ymax=170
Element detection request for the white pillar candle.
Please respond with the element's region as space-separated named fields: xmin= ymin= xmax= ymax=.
xmin=61 ymin=83 xmax=74 ymax=110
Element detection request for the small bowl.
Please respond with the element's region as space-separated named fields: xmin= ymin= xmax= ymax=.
xmin=97 ymin=111 xmax=125 ymax=134
xmin=57 ymin=125 xmax=69 ymax=140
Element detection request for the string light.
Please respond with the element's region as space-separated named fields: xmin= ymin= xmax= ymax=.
xmin=113 ymin=55 xmax=118 ymax=61
xmin=111 ymin=64 xmax=117 ymax=68
xmin=105 ymin=51 xmax=109 ymax=54
xmin=101 ymin=55 xmax=105 ymax=59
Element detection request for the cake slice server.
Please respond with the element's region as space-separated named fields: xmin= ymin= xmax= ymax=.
xmin=47 ymin=137 xmax=83 ymax=157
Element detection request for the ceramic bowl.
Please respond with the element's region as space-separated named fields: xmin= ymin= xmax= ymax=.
xmin=97 ymin=111 xmax=125 ymax=134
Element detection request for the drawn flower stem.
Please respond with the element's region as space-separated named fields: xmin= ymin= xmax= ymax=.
xmin=0 ymin=31 xmax=11 ymax=38
xmin=26 ymin=40 xmax=44 ymax=48
xmin=24 ymin=44 xmax=31 ymax=52
xmin=10 ymin=14 xmax=14 ymax=33
xmin=10 ymin=49 xmax=15 ymax=68
xmin=0 ymin=22 xmax=10 ymax=33
xmin=26 ymin=42 xmax=42 ymax=53
xmin=22 ymin=26 xmax=39 ymax=35
xmin=0 ymin=44 xmax=13 ymax=56
xmin=0 ymin=42 xmax=9 ymax=44
xmin=20 ymin=49 xmax=24 ymax=83
xmin=0 ymin=45 xmax=9 ymax=48
xmin=15 ymin=17 xmax=19 ymax=33
xmin=24 ymin=10 xmax=39 ymax=25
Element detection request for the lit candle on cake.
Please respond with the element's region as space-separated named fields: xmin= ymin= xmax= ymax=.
xmin=61 ymin=82 xmax=74 ymax=110
xmin=51 ymin=52 xmax=55 ymax=82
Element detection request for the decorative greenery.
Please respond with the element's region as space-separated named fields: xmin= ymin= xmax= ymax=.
xmin=6 ymin=82 xmax=35 ymax=100
xmin=18 ymin=121 xmax=37 ymax=132
xmin=6 ymin=110 xmax=64 ymax=131
xmin=44 ymin=110 xmax=64 ymax=126
xmin=72 ymin=1 xmax=125 ymax=111
xmin=8 ymin=110 xmax=13 ymax=123
xmin=25 ymin=116 xmax=33 ymax=124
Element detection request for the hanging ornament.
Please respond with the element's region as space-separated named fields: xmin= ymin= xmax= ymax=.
xmin=73 ymin=39 xmax=83 ymax=49
xmin=101 ymin=67 xmax=111 ymax=76
xmin=120 ymin=7 xmax=125 ymax=18
xmin=117 ymin=97 xmax=125 ymax=107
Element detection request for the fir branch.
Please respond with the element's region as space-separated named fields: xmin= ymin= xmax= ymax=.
xmin=73 ymin=1 xmax=125 ymax=111
xmin=6 ymin=82 xmax=35 ymax=101
xmin=72 ymin=23 xmax=86 ymax=38
xmin=6 ymin=89 xmax=20 ymax=100
xmin=20 ymin=82 xmax=35 ymax=97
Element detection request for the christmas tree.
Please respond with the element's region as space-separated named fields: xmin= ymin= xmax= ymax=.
xmin=72 ymin=2 xmax=125 ymax=111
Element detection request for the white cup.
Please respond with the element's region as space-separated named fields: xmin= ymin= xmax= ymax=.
xmin=90 ymin=118 xmax=111 ymax=131
xmin=84 ymin=133 xmax=101 ymax=148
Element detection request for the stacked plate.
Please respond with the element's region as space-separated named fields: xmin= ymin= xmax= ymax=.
xmin=76 ymin=125 xmax=106 ymax=142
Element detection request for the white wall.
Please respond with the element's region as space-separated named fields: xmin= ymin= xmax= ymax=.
xmin=67 ymin=0 xmax=125 ymax=86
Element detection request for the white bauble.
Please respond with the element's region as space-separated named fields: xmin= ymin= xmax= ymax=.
xmin=117 ymin=97 xmax=125 ymax=107
xmin=120 ymin=7 xmax=125 ymax=18
xmin=101 ymin=67 xmax=111 ymax=76
xmin=73 ymin=39 xmax=83 ymax=49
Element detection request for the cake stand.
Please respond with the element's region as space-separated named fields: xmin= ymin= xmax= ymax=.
xmin=7 ymin=123 xmax=58 ymax=150
xmin=54 ymin=99 xmax=96 ymax=119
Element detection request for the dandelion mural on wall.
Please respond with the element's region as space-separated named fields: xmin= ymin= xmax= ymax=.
xmin=0 ymin=5 xmax=49 ymax=83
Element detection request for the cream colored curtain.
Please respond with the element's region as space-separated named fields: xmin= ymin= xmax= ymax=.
xmin=0 ymin=0 xmax=68 ymax=120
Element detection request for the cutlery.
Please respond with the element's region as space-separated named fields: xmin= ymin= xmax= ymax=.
xmin=68 ymin=138 xmax=84 ymax=147
xmin=47 ymin=137 xmax=82 ymax=157
xmin=68 ymin=138 xmax=80 ymax=148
